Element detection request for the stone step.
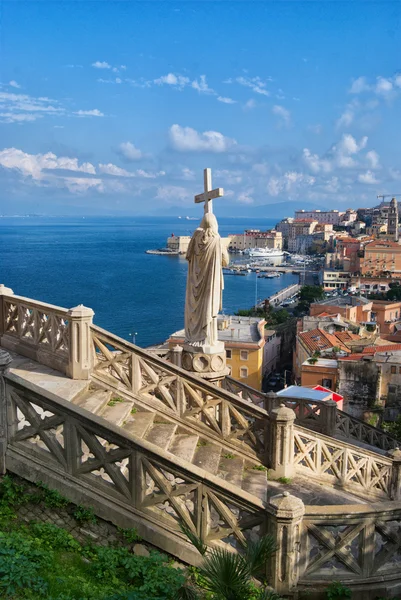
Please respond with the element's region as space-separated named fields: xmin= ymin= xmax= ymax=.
xmin=145 ymin=423 xmax=178 ymax=450
xmin=218 ymin=455 xmax=244 ymax=488
xmin=75 ymin=389 xmax=112 ymax=415
xmin=100 ymin=396 xmax=135 ymax=427
xmin=168 ymin=434 xmax=199 ymax=463
xmin=123 ymin=411 xmax=155 ymax=439
xmin=242 ymin=468 xmax=268 ymax=502
xmin=192 ymin=443 xmax=222 ymax=475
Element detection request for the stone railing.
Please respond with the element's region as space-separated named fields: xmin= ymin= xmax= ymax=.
xmin=0 ymin=285 xmax=94 ymax=379
xmin=266 ymin=390 xmax=400 ymax=453
xmin=91 ymin=325 xmax=269 ymax=461
xmin=299 ymin=503 xmax=401 ymax=592
xmin=222 ymin=376 xmax=266 ymax=408
xmin=2 ymin=367 xmax=401 ymax=597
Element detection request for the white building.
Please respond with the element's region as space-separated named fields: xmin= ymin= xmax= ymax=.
xmin=294 ymin=210 xmax=344 ymax=225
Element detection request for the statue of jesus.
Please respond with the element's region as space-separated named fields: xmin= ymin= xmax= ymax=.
xmin=184 ymin=212 xmax=229 ymax=349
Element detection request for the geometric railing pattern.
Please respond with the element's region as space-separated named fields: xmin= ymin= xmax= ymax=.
xmin=3 ymin=296 xmax=69 ymax=356
xmin=294 ymin=426 xmax=393 ymax=499
xmin=6 ymin=381 xmax=266 ymax=554
xmin=91 ymin=326 xmax=268 ymax=459
xmin=336 ymin=410 xmax=399 ymax=452
xmin=301 ymin=509 xmax=401 ymax=581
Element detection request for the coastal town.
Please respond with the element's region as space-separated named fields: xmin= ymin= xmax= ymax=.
xmin=146 ymin=197 xmax=401 ymax=437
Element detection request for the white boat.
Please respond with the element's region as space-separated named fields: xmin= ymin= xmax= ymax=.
xmin=245 ymin=248 xmax=285 ymax=258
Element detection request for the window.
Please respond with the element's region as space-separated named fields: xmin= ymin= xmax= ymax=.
xmin=240 ymin=350 xmax=249 ymax=361
xmin=240 ymin=367 xmax=248 ymax=378
xmin=391 ymin=365 xmax=397 ymax=374
xmin=322 ymin=378 xmax=333 ymax=389
xmin=226 ymin=349 xmax=232 ymax=359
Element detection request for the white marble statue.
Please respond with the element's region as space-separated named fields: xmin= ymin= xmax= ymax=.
xmin=184 ymin=170 xmax=229 ymax=350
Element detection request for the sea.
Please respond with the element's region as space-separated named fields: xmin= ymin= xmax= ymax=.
xmin=0 ymin=216 xmax=298 ymax=347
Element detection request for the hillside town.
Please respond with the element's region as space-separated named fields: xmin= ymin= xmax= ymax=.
xmin=160 ymin=198 xmax=401 ymax=433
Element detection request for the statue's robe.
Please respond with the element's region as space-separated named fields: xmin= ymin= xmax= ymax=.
xmin=184 ymin=219 xmax=228 ymax=347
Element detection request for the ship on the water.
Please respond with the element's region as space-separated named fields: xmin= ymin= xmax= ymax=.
xmin=245 ymin=247 xmax=285 ymax=259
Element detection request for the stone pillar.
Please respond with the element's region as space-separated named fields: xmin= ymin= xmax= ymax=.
xmin=171 ymin=345 xmax=183 ymax=368
xmin=67 ymin=304 xmax=94 ymax=380
xmin=320 ymin=399 xmax=337 ymax=437
xmin=388 ymin=448 xmax=401 ymax=500
xmin=0 ymin=285 xmax=14 ymax=337
xmin=264 ymin=391 xmax=279 ymax=413
xmin=268 ymin=491 xmax=305 ymax=594
xmin=268 ymin=404 xmax=296 ymax=478
xmin=181 ymin=341 xmax=229 ymax=384
xmin=0 ymin=349 xmax=12 ymax=475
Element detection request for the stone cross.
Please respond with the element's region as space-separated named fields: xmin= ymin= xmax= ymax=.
xmin=194 ymin=168 xmax=224 ymax=215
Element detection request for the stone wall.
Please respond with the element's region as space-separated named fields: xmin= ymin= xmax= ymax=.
xmin=338 ymin=358 xmax=380 ymax=418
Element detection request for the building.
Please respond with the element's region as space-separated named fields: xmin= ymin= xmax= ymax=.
xmin=340 ymin=209 xmax=358 ymax=226
xmin=294 ymin=209 xmax=343 ymax=225
xmin=227 ymin=229 xmax=282 ymax=252
xmin=263 ymin=329 xmax=281 ymax=377
xmin=300 ymin=357 xmax=339 ymax=391
xmin=349 ymin=276 xmax=397 ymax=295
xmin=293 ymin=327 xmax=349 ymax=380
xmin=167 ymin=315 xmax=267 ymax=390
xmin=277 ymin=385 xmax=344 ymax=410
xmin=167 ymin=235 xmax=191 ymax=254
xmin=321 ymin=268 xmax=352 ymax=290
xmin=388 ymin=197 xmax=399 ymax=242
xmin=275 ymin=217 xmax=294 ymax=239
xmin=371 ymin=300 xmax=401 ymax=334
xmin=287 ymin=219 xmax=318 ymax=252
xmin=310 ymin=296 xmax=373 ymax=323
xmin=360 ymin=240 xmax=401 ymax=277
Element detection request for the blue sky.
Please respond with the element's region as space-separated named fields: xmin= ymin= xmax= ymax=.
xmin=0 ymin=1 xmax=400 ymax=215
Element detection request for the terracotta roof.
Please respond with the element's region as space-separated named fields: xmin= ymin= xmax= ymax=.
xmin=362 ymin=344 xmax=401 ymax=354
xmin=299 ymin=328 xmax=349 ymax=354
xmin=365 ymin=240 xmax=401 ymax=250
xmin=338 ymin=354 xmax=368 ymax=361
xmin=335 ymin=331 xmax=361 ymax=343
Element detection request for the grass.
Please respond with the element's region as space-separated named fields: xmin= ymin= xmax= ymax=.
xmin=107 ymin=396 xmax=125 ymax=407
xmin=196 ymin=439 xmax=208 ymax=447
xmin=277 ymin=477 xmax=292 ymax=484
xmin=222 ymin=453 xmax=236 ymax=459
xmin=251 ymin=465 xmax=267 ymax=472
xmin=130 ymin=407 xmax=137 ymax=415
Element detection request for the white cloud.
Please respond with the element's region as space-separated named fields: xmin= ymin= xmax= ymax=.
xmin=117 ymin=141 xmax=143 ymax=161
xmin=215 ymin=169 xmax=242 ymax=184
xmin=303 ymin=134 xmax=369 ymax=176
xmin=169 ymin=124 xmax=236 ymax=153
xmin=9 ymin=80 xmax=21 ymax=89
xmin=243 ymin=99 xmax=256 ymax=111
xmin=180 ymin=168 xmax=195 ymax=180
xmin=0 ymin=147 xmax=96 ymax=181
xmin=234 ymin=76 xmax=270 ymax=96
xmin=92 ymin=61 xmax=111 ymax=69
xmin=0 ymin=92 xmax=64 ymax=122
xmin=308 ymin=124 xmax=323 ymax=134
xmin=217 ymin=96 xmax=236 ymax=104
xmin=156 ymin=185 xmax=191 ymax=204
xmin=358 ymin=170 xmax=379 ymax=184
xmin=0 ymin=112 xmax=39 ymax=123
xmin=272 ymin=105 xmax=290 ymax=126
xmin=349 ymin=76 xmax=370 ymax=94
xmin=366 ymin=150 xmax=380 ymax=168
xmin=191 ymin=75 xmax=214 ymax=95
xmin=74 ymin=109 xmax=104 ymax=117
xmin=336 ymin=107 xmax=354 ymax=129
xmin=154 ymin=73 xmax=190 ymax=88
xmin=238 ymin=189 xmax=254 ymax=204
xmin=267 ymin=171 xmax=315 ymax=197
xmin=302 ymin=148 xmax=332 ymax=174
xmin=99 ymin=163 xmax=134 ymax=177
xmin=375 ymin=76 xmax=393 ymax=96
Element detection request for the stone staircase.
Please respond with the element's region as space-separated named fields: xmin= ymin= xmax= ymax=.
xmin=71 ymin=382 xmax=269 ymax=501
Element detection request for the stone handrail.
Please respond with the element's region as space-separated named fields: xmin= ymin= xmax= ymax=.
xmin=91 ymin=325 xmax=269 ymax=460
xmin=2 ymin=373 xmax=268 ymax=565
xmin=266 ymin=391 xmax=400 ymax=452
xmin=299 ymin=502 xmax=401 ymax=587
xmin=222 ymin=376 xmax=266 ymax=408
xmin=0 ymin=286 xmax=94 ymax=379
xmin=294 ymin=425 xmax=395 ymax=500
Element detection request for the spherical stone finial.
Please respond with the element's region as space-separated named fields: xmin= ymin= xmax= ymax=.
xmin=269 ymin=491 xmax=305 ymax=518
xmin=270 ymin=403 xmax=296 ymax=422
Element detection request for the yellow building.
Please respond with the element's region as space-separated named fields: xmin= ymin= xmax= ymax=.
xmin=167 ymin=315 xmax=266 ymax=390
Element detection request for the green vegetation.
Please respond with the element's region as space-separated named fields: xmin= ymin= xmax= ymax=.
xmin=277 ymin=477 xmax=292 ymax=485
xmin=222 ymin=453 xmax=235 ymax=460
xmin=235 ymin=305 xmax=291 ymax=327
xmin=72 ymin=505 xmax=97 ymax=525
xmin=296 ymin=285 xmax=325 ymax=313
xmin=325 ymin=581 xmax=352 ymax=600
xmin=382 ymin=416 xmax=401 ymax=440
xmin=107 ymin=396 xmax=125 ymax=407
xmin=251 ymin=465 xmax=267 ymax=472
xmin=0 ymin=475 xmax=187 ymax=600
xmin=117 ymin=527 xmax=142 ymax=544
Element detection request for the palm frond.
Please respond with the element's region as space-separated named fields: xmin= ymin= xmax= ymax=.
xmin=176 ymin=583 xmax=201 ymax=600
xmin=199 ymin=547 xmax=250 ymax=600
xmin=257 ymin=589 xmax=284 ymax=600
xmin=244 ymin=535 xmax=277 ymax=577
xmin=179 ymin=521 xmax=207 ymax=556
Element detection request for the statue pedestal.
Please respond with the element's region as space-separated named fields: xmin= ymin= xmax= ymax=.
xmin=181 ymin=341 xmax=229 ymax=384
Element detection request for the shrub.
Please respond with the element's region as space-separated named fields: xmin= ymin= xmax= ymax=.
xmin=118 ymin=527 xmax=142 ymax=544
xmin=73 ymin=505 xmax=97 ymax=525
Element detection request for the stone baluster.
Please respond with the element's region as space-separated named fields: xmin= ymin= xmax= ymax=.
xmin=67 ymin=304 xmax=95 ymax=380
xmin=388 ymin=448 xmax=401 ymax=500
xmin=268 ymin=404 xmax=296 ymax=478
xmin=264 ymin=391 xmax=279 ymax=413
xmin=267 ymin=491 xmax=305 ymax=594
xmin=171 ymin=345 xmax=183 ymax=368
xmin=320 ymin=398 xmax=338 ymax=437
xmin=0 ymin=349 xmax=12 ymax=474
xmin=0 ymin=285 xmax=14 ymax=338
